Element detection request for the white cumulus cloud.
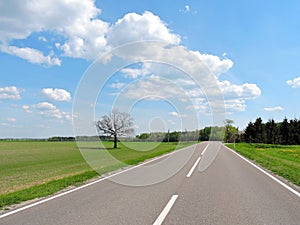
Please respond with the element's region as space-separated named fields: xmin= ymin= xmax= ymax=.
xmin=108 ymin=11 xmax=180 ymax=46
xmin=109 ymin=82 xmax=125 ymax=89
xmin=218 ymin=80 xmax=261 ymax=99
xmin=0 ymin=45 xmax=61 ymax=66
xmin=0 ymin=2 xmax=262 ymax=115
xmin=22 ymin=105 xmax=32 ymax=113
xmin=286 ymin=76 xmax=300 ymax=88
xmin=120 ymin=60 xmax=261 ymax=114
xmin=121 ymin=67 xmax=150 ymax=79
xmin=169 ymin=111 xmax=179 ymax=117
xmin=264 ymin=106 xmax=284 ymax=111
xmin=192 ymin=52 xmax=234 ymax=77
xmin=0 ymin=0 xmax=108 ymax=62
xmin=0 ymin=1 xmax=181 ymax=65
xmin=0 ymin=86 xmax=21 ymax=100
xmin=34 ymin=102 xmax=72 ymax=121
xmin=123 ymin=75 xmax=188 ymax=102
xmin=224 ymin=99 xmax=246 ymax=113
xmin=7 ymin=117 xmax=16 ymax=122
xmin=41 ymin=88 xmax=71 ymax=102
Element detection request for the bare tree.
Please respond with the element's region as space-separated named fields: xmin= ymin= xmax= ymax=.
xmin=96 ymin=109 xmax=134 ymax=148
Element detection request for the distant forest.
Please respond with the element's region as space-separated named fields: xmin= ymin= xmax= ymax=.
xmin=122 ymin=117 xmax=300 ymax=145
xmin=2 ymin=117 xmax=299 ymax=145
xmin=242 ymin=117 xmax=300 ymax=145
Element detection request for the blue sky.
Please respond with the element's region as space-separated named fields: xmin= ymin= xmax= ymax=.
xmin=1 ymin=0 xmax=300 ymax=138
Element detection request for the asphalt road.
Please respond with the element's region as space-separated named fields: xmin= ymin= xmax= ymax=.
xmin=1 ymin=142 xmax=299 ymax=225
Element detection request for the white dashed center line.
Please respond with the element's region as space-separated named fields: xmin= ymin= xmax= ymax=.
xmin=186 ymin=156 xmax=201 ymax=178
xmin=153 ymin=195 xmax=178 ymax=225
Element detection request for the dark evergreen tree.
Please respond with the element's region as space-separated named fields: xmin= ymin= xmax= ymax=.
xmin=244 ymin=122 xmax=255 ymax=143
xmin=297 ymin=119 xmax=300 ymax=144
xmin=253 ymin=117 xmax=266 ymax=143
xmin=280 ymin=118 xmax=289 ymax=145
xmin=265 ymin=119 xmax=279 ymax=144
xmin=288 ymin=119 xmax=299 ymax=145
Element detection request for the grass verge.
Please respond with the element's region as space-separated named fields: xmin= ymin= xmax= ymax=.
xmin=0 ymin=141 xmax=194 ymax=209
xmin=226 ymin=143 xmax=300 ymax=186
xmin=0 ymin=171 xmax=97 ymax=210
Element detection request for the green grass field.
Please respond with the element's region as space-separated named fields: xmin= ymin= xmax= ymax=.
xmin=0 ymin=141 xmax=193 ymax=209
xmin=226 ymin=143 xmax=300 ymax=186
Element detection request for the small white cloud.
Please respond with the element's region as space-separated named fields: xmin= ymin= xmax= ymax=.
xmin=38 ymin=36 xmax=47 ymax=42
xmin=0 ymin=45 xmax=61 ymax=66
xmin=286 ymin=76 xmax=300 ymax=88
xmin=121 ymin=67 xmax=150 ymax=79
xmin=218 ymin=80 xmax=261 ymax=99
xmin=180 ymin=5 xmax=190 ymax=13
xmin=224 ymin=99 xmax=246 ymax=112
xmin=42 ymin=88 xmax=71 ymax=102
xmin=193 ymin=52 xmax=234 ymax=77
xmin=169 ymin=111 xmax=179 ymax=117
xmin=35 ymin=102 xmax=56 ymax=110
xmin=7 ymin=117 xmax=16 ymax=122
xmin=185 ymin=79 xmax=261 ymax=113
xmin=108 ymin=92 xmax=121 ymax=96
xmin=185 ymin=5 xmax=190 ymax=12
xmin=0 ymin=86 xmax=21 ymax=100
xmin=169 ymin=111 xmax=187 ymax=118
xmin=264 ymin=106 xmax=284 ymax=111
xmin=188 ymin=98 xmax=208 ymax=112
xmin=109 ymin=82 xmax=125 ymax=89
xmin=123 ymin=76 xmax=188 ymax=101
xmin=0 ymin=122 xmax=21 ymax=128
xmin=174 ymin=78 xmax=196 ymax=87
xmin=34 ymin=102 xmax=72 ymax=121
xmin=22 ymin=105 xmax=32 ymax=113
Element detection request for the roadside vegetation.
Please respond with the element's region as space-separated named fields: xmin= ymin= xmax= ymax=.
xmin=240 ymin=117 xmax=300 ymax=145
xmin=0 ymin=140 xmax=194 ymax=209
xmin=226 ymin=143 xmax=300 ymax=186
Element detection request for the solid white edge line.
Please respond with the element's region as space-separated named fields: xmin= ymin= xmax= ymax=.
xmin=153 ymin=195 xmax=178 ymax=225
xmin=186 ymin=156 xmax=201 ymax=178
xmin=0 ymin=143 xmax=200 ymax=219
xmin=223 ymin=144 xmax=300 ymax=198
xmin=201 ymin=144 xmax=209 ymax=156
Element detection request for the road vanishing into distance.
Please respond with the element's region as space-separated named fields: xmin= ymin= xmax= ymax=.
xmin=1 ymin=142 xmax=300 ymax=225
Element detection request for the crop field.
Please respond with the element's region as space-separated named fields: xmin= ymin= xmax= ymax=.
xmin=226 ymin=143 xmax=300 ymax=186
xmin=0 ymin=141 xmax=193 ymax=209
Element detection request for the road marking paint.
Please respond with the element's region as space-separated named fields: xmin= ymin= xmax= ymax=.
xmin=223 ymin=145 xmax=300 ymax=198
xmin=153 ymin=195 xmax=178 ymax=225
xmin=186 ymin=156 xmax=201 ymax=178
xmin=201 ymin=144 xmax=209 ymax=156
xmin=0 ymin=143 xmax=202 ymax=219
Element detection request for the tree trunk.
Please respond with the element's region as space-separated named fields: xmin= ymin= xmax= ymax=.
xmin=113 ymin=135 xmax=117 ymax=148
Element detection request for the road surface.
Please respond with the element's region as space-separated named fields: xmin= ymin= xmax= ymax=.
xmin=1 ymin=142 xmax=299 ymax=225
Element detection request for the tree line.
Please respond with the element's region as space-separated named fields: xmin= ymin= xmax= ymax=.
xmin=242 ymin=117 xmax=300 ymax=145
xmin=136 ymin=130 xmax=200 ymax=142
xmin=136 ymin=123 xmax=238 ymax=143
xmin=96 ymin=109 xmax=300 ymax=146
xmin=96 ymin=109 xmax=240 ymax=147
